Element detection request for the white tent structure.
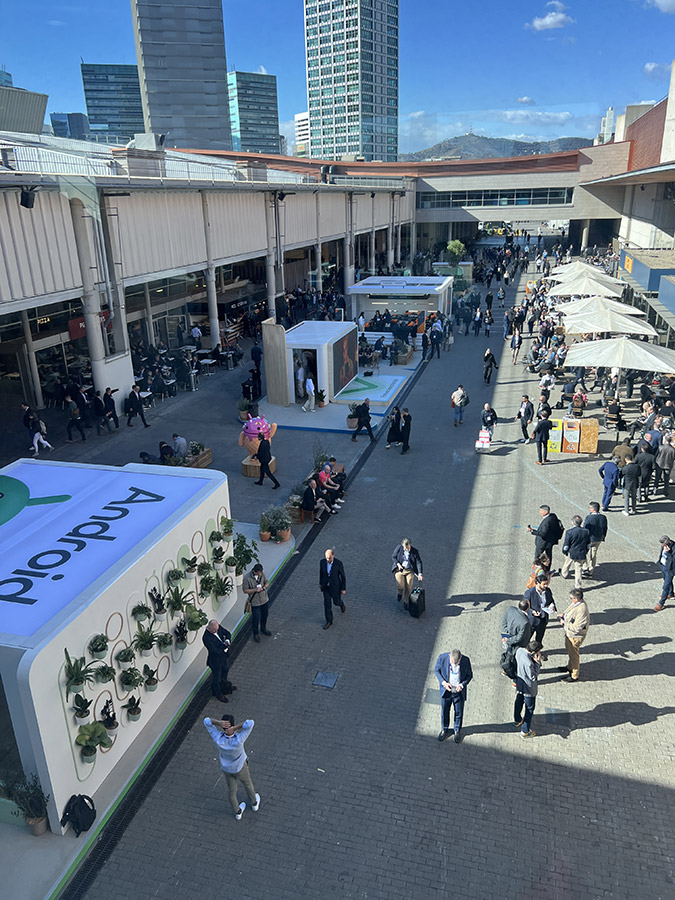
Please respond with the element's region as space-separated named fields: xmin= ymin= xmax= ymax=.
xmin=563 ymin=309 xmax=657 ymax=337
xmin=549 ymin=261 xmax=622 ymax=285
xmin=565 ymin=336 xmax=675 ymax=373
xmin=560 ymin=296 xmax=645 ymax=317
xmin=549 ymin=272 xmax=624 ymax=298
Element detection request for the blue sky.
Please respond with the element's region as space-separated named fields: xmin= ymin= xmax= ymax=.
xmin=2 ymin=0 xmax=674 ymax=152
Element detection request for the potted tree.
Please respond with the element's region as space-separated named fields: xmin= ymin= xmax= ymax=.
xmin=237 ymin=398 xmax=251 ymax=422
xmin=88 ymin=634 xmax=109 ymax=660
xmin=75 ymin=722 xmax=113 ymax=764
xmin=122 ymin=695 xmax=142 ymax=722
xmin=1 ymin=772 xmax=50 ymax=836
xmin=99 ymin=699 xmax=118 ymax=738
xmin=174 ymin=618 xmax=189 ymax=650
xmin=95 ymin=663 xmax=116 ymax=684
xmin=316 ymin=388 xmax=326 ymax=408
xmin=116 ymin=646 xmax=136 ymax=670
xmin=259 ymin=511 xmax=271 ymax=542
xmin=132 ymin=623 xmax=156 ymax=657
xmin=346 ymin=402 xmax=359 ymax=430
xmin=148 ymin=587 xmax=167 ymax=620
xmin=143 ymin=664 xmax=159 ymax=692
xmin=213 ymin=574 xmax=233 ymax=604
xmin=212 ymin=545 xmax=226 ymax=570
xmin=63 ymin=649 xmax=98 ymax=699
xmin=182 ymin=556 xmax=198 ymax=580
xmin=264 ymin=505 xmax=292 ymax=542
xmin=131 ymin=602 xmax=152 ymax=623
xmin=166 ymin=568 xmax=184 ymax=586
xmin=184 ymin=604 xmax=208 ymax=632
xmin=72 ymin=694 xmax=93 ymax=724
xmin=156 ymin=632 xmax=174 ymax=652
xmin=120 ymin=666 xmax=144 ymax=691
xmin=232 ymin=533 xmax=260 ymax=584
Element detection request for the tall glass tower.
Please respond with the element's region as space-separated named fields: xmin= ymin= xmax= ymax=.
xmin=130 ymin=0 xmax=232 ymax=151
xmin=304 ymin=0 xmax=398 ymax=161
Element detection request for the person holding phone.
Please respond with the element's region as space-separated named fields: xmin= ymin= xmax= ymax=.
xmin=514 ymin=640 xmax=543 ymax=738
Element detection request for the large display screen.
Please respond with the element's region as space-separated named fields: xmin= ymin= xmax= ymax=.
xmin=332 ymin=328 xmax=358 ymax=394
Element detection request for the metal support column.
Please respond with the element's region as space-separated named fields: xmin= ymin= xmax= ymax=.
xmin=21 ymin=310 xmax=44 ymax=409
xmin=70 ymin=197 xmax=107 ymax=395
xmin=201 ymin=192 xmax=220 ymax=349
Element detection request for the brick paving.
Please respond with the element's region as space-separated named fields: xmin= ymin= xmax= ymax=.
xmin=61 ymin=276 xmax=675 ymax=900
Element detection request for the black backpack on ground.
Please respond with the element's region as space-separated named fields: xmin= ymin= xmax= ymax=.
xmin=60 ymin=794 xmax=96 ymax=836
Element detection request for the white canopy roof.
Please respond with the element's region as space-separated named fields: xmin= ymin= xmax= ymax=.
xmin=549 ymin=272 xmax=624 ymax=298
xmin=563 ymin=309 xmax=657 ymax=337
xmin=560 ymin=296 xmax=645 ymax=317
xmin=548 ymin=261 xmax=622 ymax=284
xmin=565 ymin=336 xmax=675 ymax=373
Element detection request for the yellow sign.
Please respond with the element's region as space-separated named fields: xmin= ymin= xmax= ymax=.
xmin=624 ymin=256 xmax=633 ymax=274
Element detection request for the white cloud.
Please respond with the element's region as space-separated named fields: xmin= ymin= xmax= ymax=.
xmin=526 ymin=2 xmax=575 ymax=31
xmin=516 ymin=96 xmax=536 ymax=105
xmin=643 ymin=61 xmax=671 ymax=80
xmin=47 ymin=19 xmax=65 ymax=25
xmin=547 ymin=1 xmax=567 ymax=10
xmin=648 ymin=0 xmax=675 ymax=12
xmin=279 ymin=118 xmax=295 ymax=148
xmin=408 ymin=110 xmax=426 ymax=119
xmin=492 ymin=109 xmax=573 ymax=125
xmin=255 ymin=65 xmax=268 ymax=75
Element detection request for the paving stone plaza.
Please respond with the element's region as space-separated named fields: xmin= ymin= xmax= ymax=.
xmin=20 ymin=272 xmax=669 ymax=900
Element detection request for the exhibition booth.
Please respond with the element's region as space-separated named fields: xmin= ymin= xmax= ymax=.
xmin=0 ymin=459 xmax=265 ymax=837
xmin=347 ymin=276 xmax=454 ymax=335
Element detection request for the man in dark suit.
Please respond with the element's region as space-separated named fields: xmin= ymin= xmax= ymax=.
xmin=532 ymin=410 xmax=553 ymax=464
xmin=351 ymin=398 xmax=376 ymax=442
xmin=527 ymin=505 xmax=562 ymax=564
xmin=399 ymin=408 xmax=412 ymax=455
xmin=583 ymin=502 xmax=608 ymax=577
xmin=319 ymin=548 xmax=347 ymax=630
xmin=126 ymin=384 xmax=150 ymax=428
xmin=434 ymin=649 xmax=473 ymax=744
xmin=202 ymin=619 xmax=235 ymax=701
xmin=561 ymin=516 xmax=592 ymax=589
xmin=254 ymin=432 xmax=280 ymax=488
xmin=515 ymin=394 xmax=534 ymax=443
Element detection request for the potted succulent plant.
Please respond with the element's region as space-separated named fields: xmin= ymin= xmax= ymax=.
xmin=88 ymin=634 xmax=109 ymax=660
xmin=263 ymin=505 xmax=292 ymax=542
xmin=131 ymin=602 xmax=152 ymax=622
xmin=182 ymin=556 xmax=198 ymax=580
xmin=116 ymin=646 xmax=136 ymax=669
xmin=259 ymin=511 xmax=271 ymax=542
xmin=75 ymin=721 xmax=113 ymax=764
xmin=99 ymin=699 xmax=118 ymax=737
xmin=174 ymin=618 xmax=189 ymax=650
xmin=166 ymin=585 xmax=192 ymax=617
xmin=148 ymin=587 xmax=167 ymax=620
xmin=72 ymin=694 xmax=93 ymax=723
xmin=95 ymin=663 xmax=116 ymax=684
xmin=346 ymin=402 xmax=359 ymax=430
xmin=132 ymin=622 xmax=156 ymax=657
xmin=199 ymin=574 xmax=216 ymax=598
xmin=156 ymin=632 xmax=174 ymax=652
xmin=143 ymin=664 xmax=159 ymax=692
xmin=213 ymin=574 xmax=233 ymax=604
xmin=122 ymin=695 xmax=142 ymax=722
xmin=63 ymin=649 xmax=98 ymax=699
xmin=1 ymin=772 xmax=51 ymax=836
xmin=184 ymin=604 xmax=209 ymax=632
xmin=232 ymin=533 xmax=259 ymax=583
xmin=119 ymin=666 xmax=144 ymax=691
xmin=167 ymin=568 xmax=184 ymax=585
xmin=212 ymin=545 xmax=226 ymax=570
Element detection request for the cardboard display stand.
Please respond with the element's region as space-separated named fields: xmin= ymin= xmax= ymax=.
xmin=562 ymin=419 xmax=580 ymax=453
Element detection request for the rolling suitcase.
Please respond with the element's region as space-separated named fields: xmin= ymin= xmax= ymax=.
xmin=409 ymin=587 xmax=425 ymax=618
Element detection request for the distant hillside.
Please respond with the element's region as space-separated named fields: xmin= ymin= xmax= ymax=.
xmin=399 ymin=133 xmax=594 ymax=162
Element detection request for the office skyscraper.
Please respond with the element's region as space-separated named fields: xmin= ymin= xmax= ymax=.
xmin=294 ymin=111 xmax=310 ymax=156
xmin=130 ymin=0 xmax=232 ymax=151
xmin=227 ymin=71 xmax=281 ymax=154
xmin=304 ymin=0 xmax=398 ymax=161
xmin=0 ymin=67 xmax=13 ymax=88
xmin=50 ymin=112 xmax=90 ymax=140
xmin=81 ymin=64 xmax=145 ymax=142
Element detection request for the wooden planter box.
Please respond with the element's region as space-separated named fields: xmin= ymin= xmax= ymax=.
xmin=187 ymin=449 xmax=213 ymax=468
xmin=286 ymin=503 xmax=303 ymax=524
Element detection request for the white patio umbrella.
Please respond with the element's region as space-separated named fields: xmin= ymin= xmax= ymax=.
xmin=560 ymin=296 xmax=645 ymax=318
xmin=549 ymin=261 xmax=622 ymax=284
xmin=562 ymin=309 xmax=657 ymax=337
xmin=549 ymin=272 xmax=624 ymax=298
xmin=565 ymin=336 xmax=675 ymax=398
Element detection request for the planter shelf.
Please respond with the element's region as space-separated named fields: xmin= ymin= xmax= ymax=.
xmin=187 ymin=448 xmax=213 ymax=468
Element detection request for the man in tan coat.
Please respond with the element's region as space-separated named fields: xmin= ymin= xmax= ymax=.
xmin=557 ymin=588 xmax=590 ymax=682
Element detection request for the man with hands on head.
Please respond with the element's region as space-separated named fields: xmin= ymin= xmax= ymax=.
xmin=203 ymin=715 xmax=260 ymax=821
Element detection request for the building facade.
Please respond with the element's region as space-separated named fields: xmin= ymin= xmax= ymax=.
xmin=0 ymin=67 xmax=12 ymax=87
xmin=226 ymin=71 xmax=281 ymax=154
xmin=130 ymin=0 xmax=232 ymax=151
xmin=81 ymin=64 xmax=145 ymax=143
xmin=304 ymin=0 xmax=398 ymax=162
xmin=294 ymin=111 xmax=310 ymax=156
xmin=50 ymin=112 xmax=90 ymax=140
xmin=0 ymin=86 xmax=48 ymax=134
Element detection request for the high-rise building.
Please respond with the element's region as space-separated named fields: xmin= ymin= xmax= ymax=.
xmin=50 ymin=112 xmax=90 ymax=140
xmin=0 ymin=67 xmax=13 ymax=88
xmin=304 ymin=0 xmax=398 ymax=161
xmin=293 ymin=111 xmax=310 ymax=156
xmin=81 ymin=64 xmax=145 ymax=143
xmin=226 ymin=71 xmax=281 ymax=154
xmin=0 ymin=85 xmax=48 ymax=134
xmin=130 ymin=0 xmax=232 ymax=151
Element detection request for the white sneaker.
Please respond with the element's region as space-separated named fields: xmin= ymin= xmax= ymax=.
xmin=252 ymin=793 xmax=261 ymax=812
xmin=622 ymin=510 xmax=630 ymax=516
xmin=235 ymin=802 xmax=246 ymax=820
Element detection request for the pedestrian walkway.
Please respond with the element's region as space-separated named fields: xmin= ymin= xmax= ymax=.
xmin=44 ymin=279 xmax=675 ymax=899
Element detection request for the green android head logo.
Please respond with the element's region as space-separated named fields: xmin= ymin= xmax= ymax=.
xmin=0 ymin=475 xmax=71 ymax=527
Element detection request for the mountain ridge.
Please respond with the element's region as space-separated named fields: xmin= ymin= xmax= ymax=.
xmin=399 ymin=133 xmax=594 ymax=162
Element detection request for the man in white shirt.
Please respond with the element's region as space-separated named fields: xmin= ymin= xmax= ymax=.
xmin=203 ymin=715 xmax=260 ymax=820
xmin=191 ymin=324 xmax=203 ymax=350
xmin=302 ymin=375 xmax=316 ymax=412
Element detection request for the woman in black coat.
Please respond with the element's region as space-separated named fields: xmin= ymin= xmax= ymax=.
xmin=386 ymin=406 xmax=401 ymax=449
xmin=483 ymin=348 xmax=499 ymax=385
